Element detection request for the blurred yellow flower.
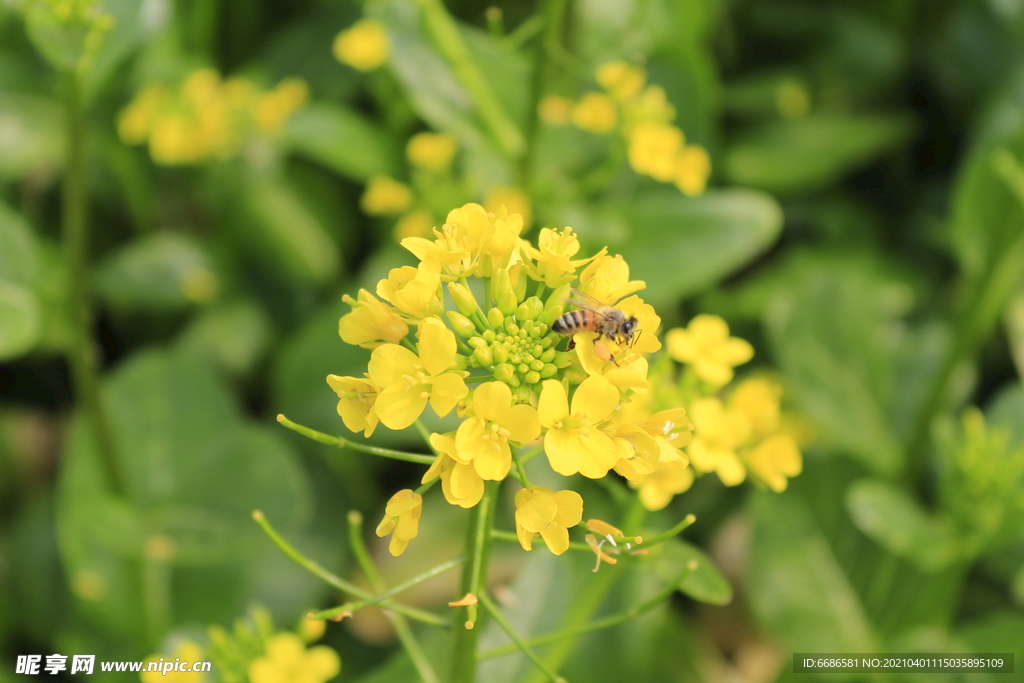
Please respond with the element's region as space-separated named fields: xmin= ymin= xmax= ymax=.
xmin=625 ymin=85 xmax=676 ymax=126
xmin=455 ymin=381 xmax=541 ymax=480
xmin=686 ymin=397 xmax=750 ymax=486
xmin=333 ymin=18 xmax=389 ymax=71
xmin=596 ymin=61 xmax=646 ymax=101
xmin=484 ymin=186 xmax=533 ymax=231
xmin=248 ymin=633 xmax=340 ymax=683
xmin=394 ymin=209 xmax=435 ymax=241
xmin=666 ymin=315 xmax=753 ymax=386
xmin=571 ymin=92 xmax=617 ymax=134
xmin=407 ymin=132 xmax=458 ymax=171
xmin=255 ymin=77 xmax=309 ymax=134
xmin=423 ymin=434 xmax=484 ymax=508
xmin=361 ymin=175 xmax=413 ymax=215
xmin=674 ymin=145 xmax=711 ymax=197
xmin=538 ymin=95 xmax=572 ymax=124
xmin=118 ymin=85 xmax=164 ymax=144
xmin=514 ymin=486 xmax=583 ymax=555
xmin=728 ymin=376 xmax=782 ymax=438
xmin=140 ymin=641 xmax=206 ymax=683
xmin=326 ymin=375 xmax=379 ymax=437
xmin=539 ymin=376 xmax=620 ymax=478
xmin=627 ymin=122 xmax=684 ymax=182
xmin=746 ymin=433 xmax=802 ymax=492
xmin=634 ymin=459 xmax=694 ymax=511
xmin=338 ymin=289 xmax=409 ymax=348
xmin=376 ymin=489 xmax=423 ymax=556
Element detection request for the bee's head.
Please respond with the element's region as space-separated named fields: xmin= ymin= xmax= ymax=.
xmin=621 ymin=317 xmax=639 ymax=340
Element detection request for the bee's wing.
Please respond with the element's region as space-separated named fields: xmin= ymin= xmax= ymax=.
xmin=564 ymin=288 xmax=607 ymax=312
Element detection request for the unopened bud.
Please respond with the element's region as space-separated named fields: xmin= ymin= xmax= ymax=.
xmin=492 ymin=269 xmax=513 ymax=307
xmin=448 ymin=282 xmax=479 ymax=317
xmin=530 ymin=359 xmax=545 ymax=371
xmin=554 ymin=352 xmax=573 ymax=368
xmin=512 ymin=266 xmax=528 ymax=302
xmin=513 ymin=385 xmax=532 ymax=403
xmin=473 ymin=347 xmax=494 ymax=365
xmin=525 ymin=370 xmax=541 ymax=384
xmin=547 ymin=283 xmax=571 ymax=309
xmin=494 ymin=363 xmax=516 ymax=382
xmin=541 ymin=304 xmax=565 ymax=326
xmin=468 ymin=336 xmax=489 ymax=350
xmin=517 ymin=297 xmax=544 ymax=321
xmin=447 ymin=311 xmax=477 ymax=338
xmin=482 ymin=329 xmax=497 ymax=342
xmin=497 ymin=289 xmax=518 ymax=315
xmin=540 ymin=348 xmax=556 ymax=363
xmin=492 ymin=344 xmax=509 ymax=364
xmin=505 ymin=320 xmax=520 ymax=335
xmin=540 ymin=363 xmax=558 ymax=378
xmin=487 ymin=307 xmax=504 ymax=328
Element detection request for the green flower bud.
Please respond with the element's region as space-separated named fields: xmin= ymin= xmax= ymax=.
xmin=517 ymin=296 xmax=544 ymax=322
xmin=540 ymin=363 xmax=558 ymax=378
xmin=540 ymin=348 xmax=556 ymax=363
xmin=541 ymin=337 xmax=554 ymax=349
xmin=527 ymin=326 xmax=542 ymax=338
xmin=492 ymin=269 xmax=514 ymax=307
xmin=493 ymin=345 xmax=509 ymax=364
xmin=495 ymin=363 xmax=516 ymax=382
xmin=487 ymin=307 xmax=504 ymax=328
xmin=554 ymin=351 xmax=573 ymax=368
xmin=447 ymin=311 xmax=477 ymax=338
xmin=448 ymin=282 xmax=479 ymax=317
xmin=530 ymin=359 xmax=544 ymax=371
xmin=547 ymin=283 xmax=571 ymax=309
xmin=505 ymin=320 xmax=520 ymax=335
xmin=541 ymin=304 xmax=565 ymax=326
xmin=513 ymin=385 xmax=532 ymax=403
xmin=483 ymin=329 xmax=497 ymax=343
xmin=453 ymin=355 xmax=468 ymax=370
xmin=525 ymin=370 xmax=541 ymax=385
xmin=531 ymin=344 xmax=543 ymax=356
xmin=473 ymin=347 xmax=494 ymax=365
xmin=513 ymin=269 xmax=528 ymax=302
xmin=510 ymin=353 xmax=521 ymax=364
xmin=497 ymin=289 xmax=518 ymax=315
xmin=508 ymin=373 xmax=521 ymax=387
xmin=518 ymin=363 xmax=530 ymax=375
xmin=468 ymin=336 xmax=489 ymax=350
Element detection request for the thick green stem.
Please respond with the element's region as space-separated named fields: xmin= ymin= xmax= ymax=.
xmin=450 ymin=481 xmax=498 ymax=683
xmin=277 ymin=415 xmax=435 ymax=465
xmin=63 ymin=73 xmax=124 ymax=497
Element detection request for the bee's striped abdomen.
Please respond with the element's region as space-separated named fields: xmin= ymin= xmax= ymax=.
xmin=552 ymin=309 xmax=598 ymax=335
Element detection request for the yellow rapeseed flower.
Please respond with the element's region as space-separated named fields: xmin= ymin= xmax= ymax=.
xmin=376 ymin=489 xmax=423 ymax=556
xmin=634 ymin=459 xmax=694 ymax=511
xmin=326 ymin=375 xmax=380 ymax=437
xmin=118 ymin=84 xmax=165 ymax=144
xmin=454 ymin=382 xmax=541 ymax=480
xmin=571 ymin=92 xmax=617 ymax=134
xmin=523 ymin=227 xmax=600 ymax=287
xmin=666 ymin=314 xmax=753 ymax=386
xmin=406 ymin=132 xmax=458 ymax=172
xmin=674 ymin=145 xmax=711 ymax=196
xmin=423 ymin=434 xmax=484 ymax=508
xmin=484 ymin=186 xmax=533 ymax=231
xmin=333 ymin=18 xmax=389 ymax=72
xmin=686 ymin=397 xmax=750 ymax=486
xmin=361 ymin=175 xmax=413 ymax=216
xmin=248 ymin=633 xmax=340 ymax=683
xmin=746 ymin=434 xmax=802 ymax=492
xmin=596 ymin=61 xmax=646 ymax=101
xmin=514 ymin=486 xmax=583 ymax=555
xmin=394 ymin=209 xmax=435 ymax=241
xmin=538 ymin=95 xmax=572 ymax=124
xmin=627 ymin=122 xmax=684 ymax=182
xmin=376 ymin=261 xmax=443 ymax=320
xmin=255 ymin=77 xmax=309 ymax=134
xmin=538 ymin=376 xmax=620 ymax=478
xmin=402 ymin=203 xmax=523 ymax=279
xmin=728 ymin=376 xmax=782 ymax=437
xmin=577 ymin=253 xmax=646 ymax=305
xmin=366 ymin=318 xmax=468 ymax=429
xmin=338 ymin=289 xmax=409 ymax=348
xmin=140 ymin=641 xmax=206 ymax=683
xmin=624 ymin=85 xmax=676 ymax=127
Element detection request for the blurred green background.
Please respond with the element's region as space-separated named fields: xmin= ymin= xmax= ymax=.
xmin=2 ymin=0 xmax=1024 ymax=681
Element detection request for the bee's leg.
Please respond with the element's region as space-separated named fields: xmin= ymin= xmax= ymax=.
xmin=595 ymin=333 xmax=620 ymax=366
xmin=567 ymin=338 xmax=577 ymax=351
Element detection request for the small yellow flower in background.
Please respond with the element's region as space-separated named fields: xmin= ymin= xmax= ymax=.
xmin=423 ymin=434 xmax=484 ymax=508
xmin=538 ymin=95 xmax=572 ymax=124
xmin=626 ymin=85 xmax=676 ymax=127
xmin=407 ymin=132 xmax=458 ymax=172
xmin=571 ymin=92 xmax=617 ymax=134
xmin=667 ymin=314 xmax=753 ymax=386
xmin=366 ymin=318 xmax=467 ymax=429
xmin=326 ymin=375 xmax=379 ymax=437
xmin=538 ymin=376 xmax=621 ymax=478
xmin=728 ymin=376 xmax=782 ymax=437
xmin=361 ymin=175 xmax=413 ymax=215
xmin=118 ymin=85 xmax=165 ymax=144
xmin=627 ymin=122 xmax=684 ymax=182
xmin=455 ymin=381 xmax=541 ymax=480
xmin=634 ymin=459 xmax=694 ymax=511
xmin=141 ymin=641 xmax=206 ymax=683
xmin=515 ymin=486 xmax=583 ymax=555
xmin=248 ymin=632 xmax=340 ymax=683
xmin=746 ymin=434 xmax=802 ymax=492
xmin=674 ymin=145 xmax=711 ymax=197
xmin=333 ymin=18 xmax=389 ymax=72
xmin=299 ymin=617 xmax=326 ymax=643
xmin=596 ymin=61 xmax=646 ymax=101
xmin=376 ymin=489 xmax=423 ymax=556
xmin=686 ymin=397 xmax=750 ymax=486
xmin=255 ymin=77 xmax=309 ymax=134
xmin=394 ymin=209 xmax=435 ymax=241
xmin=484 ymin=186 xmax=533 ymax=231
xmin=338 ymin=289 xmax=408 ymax=348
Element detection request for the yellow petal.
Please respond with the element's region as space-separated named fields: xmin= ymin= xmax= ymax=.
xmin=306 ymin=646 xmax=341 ymax=679
xmin=552 ymin=490 xmax=583 ymax=528
xmin=430 ymin=372 xmax=469 ymax=417
xmin=690 ymin=314 xmax=729 ymax=343
xmin=367 ymin=344 xmax=420 ymax=387
xmin=502 ymin=404 xmax=541 ymax=442
xmin=538 ymin=379 xmax=569 ymax=427
xmin=545 ymin=429 xmax=582 ymax=476
xmin=577 ymin=430 xmax=619 ymax=479
xmin=419 ymin=318 xmax=457 ymax=376
xmin=570 ymin=375 xmax=619 ymax=422
xmin=472 ymin=382 xmax=512 ymax=422
xmin=539 ymin=524 xmax=570 ymax=555
xmin=472 ymin=440 xmax=511 ymax=481
xmin=448 ymin=462 xmax=484 ymax=506
xmin=516 ymin=487 xmax=557 ymax=532
xmin=376 ymin=383 xmax=428 ymax=430
xmin=718 ymin=337 xmax=754 ymax=366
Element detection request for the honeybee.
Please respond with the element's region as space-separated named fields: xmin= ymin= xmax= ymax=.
xmin=552 ymin=289 xmax=640 ymax=362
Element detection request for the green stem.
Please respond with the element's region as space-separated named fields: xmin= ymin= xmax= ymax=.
xmin=277 ymin=414 xmax=435 ymax=465
xmin=478 ymin=592 xmax=567 ymax=683
xmin=451 ymin=481 xmax=498 ymax=683
xmin=415 ymin=0 xmax=525 ymax=157
xmin=311 ymin=555 xmax=465 ymax=621
xmin=511 ymin=443 xmax=532 ymax=487
xmin=251 ymin=510 xmax=447 ymax=627
xmin=347 ymin=511 xmax=441 ymax=683
xmin=62 ymin=73 xmax=124 ymax=497
xmin=521 ymin=495 xmax=647 ymax=683
xmin=480 ymin=562 xmax=697 ymax=660
xmin=640 ymin=513 xmax=697 ymax=548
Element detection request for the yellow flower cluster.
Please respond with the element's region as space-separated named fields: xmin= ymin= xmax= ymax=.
xmin=118 ymin=69 xmax=309 ymax=165
xmin=248 ymin=633 xmax=340 ymax=683
xmin=333 ymin=18 xmax=389 ymax=72
xmin=541 ymin=61 xmax=712 ymax=196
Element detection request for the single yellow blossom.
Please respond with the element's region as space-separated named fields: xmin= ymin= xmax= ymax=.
xmin=674 ymin=145 xmax=711 ymax=196
xmin=523 ymin=227 xmax=601 ymax=287
xmin=666 ymin=314 xmax=753 ymax=386
xmin=539 ymin=376 xmax=621 ymax=478
xmin=610 ymin=423 xmax=661 ymax=481
xmin=407 ymin=132 xmax=458 ymax=172
xmin=333 ymin=18 xmax=389 ymax=72
xmin=484 ymin=186 xmax=533 ymax=231
xmin=338 ymin=289 xmax=409 ymax=348
xmin=118 ymin=84 xmax=165 ymax=144
xmin=728 ymin=376 xmax=782 ymax=438
xmin=424 ymin=433 xmax=485 ymax=508
xmin=746 ymin=434 xmax=802 ymax=492
xmin=402 ymin=203 xmax=523 ymax=278
xmin=149 ymin=113 xmax=203 ymax=165
xmin=571 ymin=92 xmax=617 ymax=134
xmin=514 ymin=486 xmax=583 ymax=555
xmin=248 ymin=633 xmax=340 ymax=683
xmin=375 ymin=261 xmax=443 ymax=319
xmin=578 ymin=253 xmax=646 ymax=305
xmin=361 ymin=175 xmax=413 ymax=216
xmin=326 ymin=375 xmax=379 ymax=437
xmin=394 ymin=209 xmax=435 ymax=241
xmin=634 ymin=459 xmax=694 ymax=511
xmin=627 ymin=122 xmax=684 ymax=182
xmin=366 ymin=318 xmax=467 ymax=429
xmin=455 ymin=382 xmax=541 ymax=480
xmin=141 ymin=641 xmax=206 ymax=683
xmin=686 ymin=397 xmax=750 ymax=486
xmin=596 ymin=61 xmax=646 ymax=101
xmin=538 ymin=95 xmax=572 ymax=124
xmin=641 ymin=407 xmax=693 ymax=458
xmin=255 ymin=77 xmax=309 ymax=134
xmin=376 ymin=489 xmax=423 ymax=556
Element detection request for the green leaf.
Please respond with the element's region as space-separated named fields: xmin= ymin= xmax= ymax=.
xmin=1004 ymin=289 xmax=1024 ymax=381
xmin=617 ymin=188 xmax=783 ymax=307
xmin=845 ymin=479 xmax=959 ymax=571
xmin=724 ymin=114 xmax=913 ymax=193
xmin=282 ymin=103 xmax=399 ymax=181
xmin=748 ymin=491 xmax=880 ymax=654
xmin=0 ymin=281 xmax=41 ymax=360
xmin=0 ymin=94 xmax=63 ymax=181
xmin=655 ymin=538 xmax=732 ymax=605
xmin=243 ymin=174 xmax=341 ymax=285
xmin=93 ymin=232 xmax=219 ymax=311
xmin=176 ymin=299 xmax=272 ymax=377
